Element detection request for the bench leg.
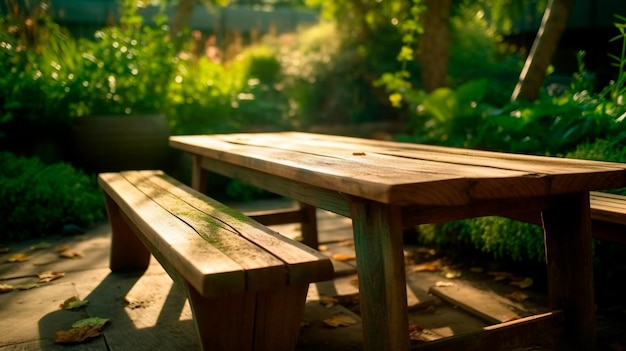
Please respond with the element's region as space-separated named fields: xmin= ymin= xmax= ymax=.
xmin=187 ymin=283 xmax=309 ymax=351
xmin=104 ymin=194 xmax=151 ymax=272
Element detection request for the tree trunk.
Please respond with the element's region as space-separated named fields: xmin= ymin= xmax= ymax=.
xmin=171 ymin=0 xmax=195 ymax=39
xmin=417 ymin=0 xmax=452 ymax=93
xmin=511 ymin=0 xmax=575 ymax=102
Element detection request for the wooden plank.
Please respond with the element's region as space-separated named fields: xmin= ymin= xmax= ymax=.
xmin=414 ymin=311 xmax=563 ymax=351
xmin=200 ymin=157 xmax=353 ymax=218
xmin=120 ymin=171 xmax=288 ymax=292
xmin=590 ymin=191 xmax=626 ymax=225
xmin=138 ymin=171 xmax=334 ymax=286
xmin=171 ymin=134 xmax=626 ymax=206
xmin=98 ymin=172 xmax=250 ymax=296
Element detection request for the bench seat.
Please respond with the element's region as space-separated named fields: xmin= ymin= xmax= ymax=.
xmin=98 ymin=170 xmax=334 ymax=351
xmin=589 ymin=191 xmax=626 ymax=244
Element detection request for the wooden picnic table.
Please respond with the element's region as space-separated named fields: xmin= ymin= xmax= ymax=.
xmin=169 ymin=131 xmax=626 ymax=351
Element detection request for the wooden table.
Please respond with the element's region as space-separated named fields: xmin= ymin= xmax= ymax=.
xmin=170 ymin=132 xmax=626 ymax=351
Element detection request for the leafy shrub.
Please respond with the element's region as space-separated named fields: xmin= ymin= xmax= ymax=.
xmin=70 ymin=1 xmax=176 ymax=117
xmin=166 ymin=57 xmax=235 ymax=135
xmin=0 ymin=2 xmax=81 ymax=142
xmin=0 ymin=152 xmax=106 ymax=241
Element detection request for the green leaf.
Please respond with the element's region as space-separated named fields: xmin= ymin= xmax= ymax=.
xmin=71 ymin=317 xmax=109 ymax=328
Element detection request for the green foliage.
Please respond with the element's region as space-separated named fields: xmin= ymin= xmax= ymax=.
xmin=418 ymin=217 xmax=545 ymax=262
xmin=166 ymin=44 xmax=293 ymax=135
xmin=0 ymin=152 xmax=106 ymax=241
xmin=166 ymin=57 xmax=235 ymax=135
xmin=227 ymin=45 xmax=293 ymax=129
xmin=70 ymin=1 xmax=176 ymax=117
xmin=0 ymin=1 xmax=81 ymax=131
xmin=398 ymin=79 xmax=489 ymax=147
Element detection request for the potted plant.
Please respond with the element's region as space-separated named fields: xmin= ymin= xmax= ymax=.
xmin=70 ymin=0 xmax=175 ymax=173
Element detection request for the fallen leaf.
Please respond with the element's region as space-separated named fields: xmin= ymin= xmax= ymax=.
xmin=318 ymin=245 xmax=328 ymax=252
xmin=38 ymin=271 xmax=65 ymax=283
xmin=71 ymin=317 xmax=109 ymax=328
xmin=55 ymin=325 xmax=104 ymax=344
xmin=320 ymin=296 xmax=338 ymax=308
xmin=0 ymin=284 xmax=14 ymax=293
xmin=352 ymin=152 xmax=366 ymax=156
xmin=441 ymin=270 xmax=462 ymax=279
xmin=323 ymin=314 xmax=358 ymax=327
xmin=510 ymin=277 xmax=533 ymax=289
xmin=60 ymin=296 xmax=89 ymax=310
xmin=414 ymin=264 xmax=439 ymax=272
xmin=435 ymin=281 xmax=456 ymax=288
xmin=331 ymin=253 xmax=356 ymax=262
xmin=57 ymin=246 xmax=83 ymax=259
xmin=506 ymin=291 xmax=529 ymax=302
xmin=30 ymin=242 xmax=52 ymax=250
xmin=5 ymin=253 xmax=29 ymax=262
xmin=349 ymin=277 xmax=359 ymax=286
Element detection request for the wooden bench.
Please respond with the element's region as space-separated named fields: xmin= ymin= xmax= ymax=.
xmin=98 ymin=170 xmax=334 ymax=351
xmin=589 ymin=191 xmax=626 ymax=244
xmin=506 ymin=191 xmax=626 ymax=245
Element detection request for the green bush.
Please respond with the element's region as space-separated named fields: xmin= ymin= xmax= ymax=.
xmin=0 ymin=152 xmax=106 ymax=241
xmin=416 ymin=138 xmax=626 ymax=263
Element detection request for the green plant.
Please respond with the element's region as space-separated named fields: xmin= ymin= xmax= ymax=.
xmin=0 ymin=0 xmax=81 ymax=132
xmin=0 ymin=152 xmax=106 ymax=242
xmin=70 ymin=0 xmax=176 ymax=117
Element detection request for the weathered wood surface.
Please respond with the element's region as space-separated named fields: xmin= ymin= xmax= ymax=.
xmin=169 ymin=132 xmax=626 ymax=351
xmin=98 ymin=170 xmax=334 ymax=351
xmin=170 ymin=132 xmax=626 ymax=206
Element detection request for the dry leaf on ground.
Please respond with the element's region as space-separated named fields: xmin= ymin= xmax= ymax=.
xmin=320 ymin=296 xmax=338 ymax=308
xmin=331 ymin=253 xmax=356 ymax=262
xmin=509 ymin=277 xmax=533 ymax=289
xmin=0 ymin=283 xmax=14 ymax=293
xmin=39 ymin=271 xmax=65 ymax=283
xmin=60 ymin=296 xmax=89 ymax=310
xmin=5 ymin=253 xmax=29 ymax=262
xmin=435 ymin=281 xmax=456 ymax=288
xmin=506 ymin=291 xmax=529 ymax=302
xmin=414 ymin=263 xmax=439 ymax=272
xmin=441 ymin=270 xmax=462 ymax=279
xmin=57 ymin=245 xmax=83 ymax=259
xmin=323 ymin=314 xmax=358 ymax=327
xmin=55 ymin=325 xmax=103 ymax=344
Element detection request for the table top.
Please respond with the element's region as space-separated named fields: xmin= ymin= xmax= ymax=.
xmin=169 ymin=132 xmax=626 ymax=206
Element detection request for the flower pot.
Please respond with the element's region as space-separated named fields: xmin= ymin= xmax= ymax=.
xmin=71 ymin=114 xmax=170 ymax=173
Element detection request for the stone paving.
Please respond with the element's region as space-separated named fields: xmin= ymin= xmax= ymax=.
xmin=1 ymin=198 xmax=625 ymax=350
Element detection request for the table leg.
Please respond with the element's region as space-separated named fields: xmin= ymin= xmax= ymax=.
xmin=350 ymin=200 xmax=410 ymax=351
xmin=191 ymin=155 xmax=208 ymax=192
xmin=541 ymin=192 xmax=596 ymax=351
xmin=298 ymin=202 xmax=319 ymax=248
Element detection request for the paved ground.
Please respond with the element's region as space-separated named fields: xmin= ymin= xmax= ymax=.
xmin=1 ymin=198 xmax=625 ymax=350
